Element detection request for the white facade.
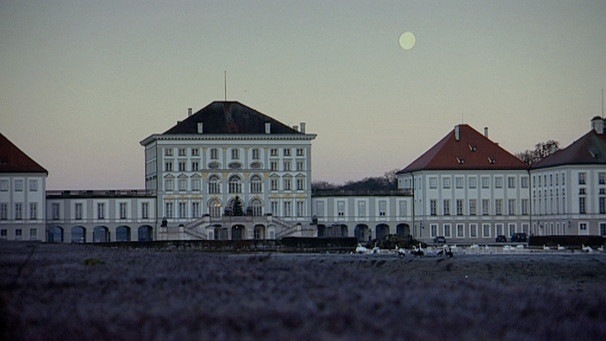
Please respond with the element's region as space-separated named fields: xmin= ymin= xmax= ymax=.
xmin=0 ymin=174 xmax=47 ymax=241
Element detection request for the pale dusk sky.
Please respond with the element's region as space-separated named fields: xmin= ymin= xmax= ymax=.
xmin=1 ymin=1 xmax=605 ymax=189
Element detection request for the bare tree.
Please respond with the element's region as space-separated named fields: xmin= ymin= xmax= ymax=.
xmin=516 ymin=140 xmax=560 ymax=165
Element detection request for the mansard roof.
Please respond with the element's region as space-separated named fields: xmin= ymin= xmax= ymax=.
xmin=0 ymin=133 xmax=48 ymax=174
xmin=398 ymin=124 xmax=527 ymax=173
xmin=163 ymin=101 xmax=301 ymax=135
xmin=532 ymin=130 xmax=606 ymax=169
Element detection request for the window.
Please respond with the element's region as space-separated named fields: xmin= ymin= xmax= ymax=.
xmin=210 ymin=148 xmax=218 ymax=159
xmin=521 ymin=199 xmax=529 ymax=215
xmin=165 ymin=162 xmax=173 ymax=172
xmin=191 ymin=148 xmax=199 ymax=156
xmin=482 ymin=199 xmax=490 ymax=215
xmin=178 ymin=202 xmax=187 ymax=218
xmin=469 ymin=199 xmax=477 ymax=215
xmin=495 ymin=199 xmax=503 ymax=215
xmin=600 ymin=197 xmax=605 ymax=214
xmin=270 ymin=148 xmax=278 ymax=156
xmin=443 ymin=199 xmax=450 ymax=215
xmin=164 ymin=148 xmax=173 ymax=156
xmin=97 ymin=203 xmax=105 ymax=219
xmin=579 ymin=197 xmax=586 ymax=214
xmin=141 ymin=202 xmax=149 ymax=219
xmin=315 ymin=201 xmax=325 ymax=217
xmin=481 ymin=177 xmax=490 ymax=189
xmin=192 ymin=178 xmax=201 ymax=191
xmin=296 ymin=201 xmax=305 ymax=217
xmin=443 ymin=224 xmax=451 ymax=238
xmin=507 ymin=177 xmax=515 ymax=189
xmin=358 ymin=201 xmax=367 ymax=218
xmin=429 ymin=177 xmax=437 ymax=189
xmin=271 ymin=201 xmax=279 ymax=216
xmin=15 ymin=229 xmax=22 ymax=239
xmin=508 ymin=199 xmax=516 ymax=215
xmin=379 ymin=201 xmax=386 ymax=216
xmin=495 ymin=177 xmax=503 ymax=188
xmin=209 ymin=200 xmax=221 ymax=218
xmin=455 ymin=177 xmax=464 ymax=189
xmin=15 ymin=180 xmax=23 ymax=192
xmin=599 ymin=172 xmax=606 ymax=185
xmin=231 ymin=149 xmax=239 ymax=159
xmin=521 ymin=176 xmax=529 ymax=188
xmin=29 ymin=179 xmax=38 ymax=192
xmin=283 ymin=178 xmax=292 ymax=191
xmin=165 ymin=202 xmax=174 ymax=218
xmin=178 ymin=177 xmax=187 ymax=191
xmin=0 ymin=229 xmax=6 ymax=238
xmin=119 ymin=202 xmax=127 ymax=219
xmin=52 ymin=203 xmax=60 ymax=220
xmin=178 ymin=148 xmax=186 ymax=156
xmin=579 ymin=172 xmax=586 ymax=185
xmin=443 ymin=177 xmax=451 ymax=189
xmin=0 ymin=180 xmax=8 ymax=191
xmin=178 ymin=161 xmax=186 ymax=172
xmin=296 ymin=161 xmax=304 ymax=171
xmin=469 ymin=177 xmax=477 ymax=189
xmin=283 ymin=148 xmax=291 ymax=156
xmin=580 ymin=222 xmax=587 ymax=231
xmin=165 ymin=178 xmax=174 ymax=191
xmin=399 ymin=201 xmax=407 ymax=217
xmin=252 ymin=148 xmax=260 ymax=160
xmin=75 ymin=203 xmax=83 ymax=220
xmin=270 ymin=178 xmax=279 ymax=191
xmin=270 ymin=162 xmax=278 ymax=171
xmin=29 ymin=228 xmax=37 ymax=240
xmin=0 ymin=203 xmax=7 ymax=220
xmin=430 ymin=224 xmax=438 ymax=238
xmin=296 ymin=178 xmax=305 ymax=191
xmin=191 ymin=161 xmax=199 ymax=171
xmin=208 ymin=176 xmax=221 ymax=194
xmin=456 ymin=199 xmax=463 ymax=216
xmin=337 ymin=201 xmax=345 ymax=217
xmin=456 ymin=224 xmax=465 ymax=238
xmin=29 ymin=203 xmax=37 ymax=220
xmin=283 ymin=161 xmax=291 ymax=171
xmin=482 ymin=224 xmax=491 ymax=238
xmin=296 ymin=148 xmax=304 ymax=156
xmin=430 ymin=200 xmax=437 ymax=216
xmin=251 ymin=200 xmax=262 ymax=216
xmin=228 ymin=176 xmax=242 ymax=193
xmin=284 ymin=201 xmax=292 ymax=217
xmin=251 ymin=176 xmax=262 ymax=193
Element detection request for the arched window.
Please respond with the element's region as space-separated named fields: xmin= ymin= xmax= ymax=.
xmin=228 ymin=175 xmax=242 ymax=193
xmin=208 ymin=175 xmax=221 ymax=194
xmin=250 ymin=198 xmax=263 ymax=216
xmin=208 ymin=199 xmax=222 ymax=218
xmin=250 ymin=175 xmax=262 ymax=193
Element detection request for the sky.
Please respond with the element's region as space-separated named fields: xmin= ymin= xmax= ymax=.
xmin=1 ymin=0 xmax=605 ymax=190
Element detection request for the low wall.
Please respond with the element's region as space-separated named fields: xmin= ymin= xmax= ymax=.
xmin=529 ymin=235 xmax=605 ymax=249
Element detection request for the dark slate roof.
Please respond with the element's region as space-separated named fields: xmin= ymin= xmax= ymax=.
xmin=163 ymin=101 xmax=301 ymax=135
xmin=0 ymin=133 xmax=48 ymax=174
xmin=397 ymin=124 xmax=528 ymax=173
xmin=532 ymin=130 xmax=606 ymax=169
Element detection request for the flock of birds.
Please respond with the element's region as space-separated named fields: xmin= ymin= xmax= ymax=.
xmin=354 ymin=242 xmax=605 ymax=257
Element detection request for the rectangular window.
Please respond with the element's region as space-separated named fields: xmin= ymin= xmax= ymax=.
xmin=210 ymin=148 xmax=218 ymax=159
xmin=192 ymin=178 xmax=201 ymax=191
xmin=481 ymin=177 xmax=490 ymax=189
xmin=443 ymin=199 xmax=450 ymax=215
xmin=579 ymin=197 xmax=586 ymax=214
xmin=75 ymin=203 xmax=83 ymax=220
xmin=296 ymin=148 xmax=304 ymax=156
xmin=52 ymin=203 xmax=60 ymax=220
xmin=443 ymin=177 xmax=451 ymax=189
xmin=29 ymin=203 xmax=37 ymax=220
xmin=456 ymin=224 xmax=465 ymax=238
xmin=455 ymin=177 xmax=464 ymax=189
xmin=15 ymin=229 xmax=22 ymax=239
xmin=252 ymin=148 xmax=260 ymax=159
xmin=296 ymin=201 xmax=305 ymax=217
xmin=97 ymin=203 xmax=105 ymax=219
xmin=456 ymin=199 xmax=463 ymax=216
xmin=191 ymin=161 xmax=199 ymax=171
xmin=178 ymin=202 xmax=187 ymax=218
xmin=482 ymin=199 xmax=490 ymax=215
xmin=283 ymin=178 xmax=291 ymax=191
xmin=469 ymin=199 xmax=477 ymax=215
xmin=379 ymin=201 xmax=386 ymax=216
xmin=271 ymin=201 xmax=279 ymax=216
xmin=600 ymin=197 xmax=606 ymax=214
xmin=283 ymin=161 xmax=291 ymax=171
xmin=495 ymin=177 xmax=503 ymax=189
xmin=482 ymin=224 xmax=491 ymax=238
xmin=495 ymin=199 xmax=503 ymax=215
xmin=443 ymin=224 xmax=451 ymax=238
xmin=579 ymin=172 xmax=586 ymax=185
xmin=399 ymin=201 xmax=407 ymax=217
xmin=165 ymin=148 xmax=173 ymax=156
xmin=119 ymin=202 xmax=127 ymax=219
xmin=0 ymin=229 xmax=6 ymax=237
xmin=296 ymin=161 xmax=304 ymax=171
xmin=178 ymin=161 xmax=186 ymax=172
xmin=508 ymin=223 xmax=516 ymax=236
xmin=178 ymin=178 xmax=187 ymax=191
xmin=270 ymin=148 xmax=278 ymax=156
xmin=231 ymin=149 xmax=239 ymax=159
xmin=191 ymin=148 xmax=199 ymax=156
xmin=507 ymin=177 xmax=515 ymax=189
xmin=429 ymin=177 xmax=437 ymax=189
xmin=29 ymin=179 xmax=38 ymax=192
xmin=283 ymin=148 xmax=291 ymax=157
xmin=599 ymin=172 xmax=606 ymax=185
xmin=0 ymin=203 xmax=7 ymax=220
xmin=521 ymin=199 xmax=529 ymax=215
xmin=296 ymin=178 xmax=305 ymax=190
xmin=469 ymin=177 xmax=477 ymax=189
xmin=141 ymin=202 xmax=149 ymax=219
xmin=165 ymin=202 xmax=174 ymax=218
xmin=165 ymin=178 xmax=174 ymax=191
xmin=165 ymin=162 xmax=173 ymax=172
xmin=337 ymin=201 xmax=345 ymax=217
xmin=270 ymin=162 xmax=278 ymax=171
xmin=178 ymin=148 xmax=186 ymax=156
xmin=430 ymin=224 xmax=438 ymax=238
xmin=283 ymin=201 xmax=292 ymax=217
xmin=29 ymin=228 xmax=37 ymax=240
xmin=315 ymin=201 xmax=324 ymax=217
xmin=358 ymin=201 xmax=367 ymax=218
xmin=15 ymin=180 xmax=23 ymax=192
xmin=430 ymin=200 xmax=437 ymax=216
xmin=508 ymin=199 xmax=516 ymax=215
xmin=271 ymin=179 xmax=278 ymax=191
xmin=0 ymin=180 xmax=8 ymax=191
xmin=521 ymin=176 xmax=529 ymax=188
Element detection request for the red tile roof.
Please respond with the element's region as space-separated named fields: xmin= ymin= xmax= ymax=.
xmin=532 ymin=130 xmax=606 ymax=169
xmin=398 ymin=124 xmax=528 ymax=173
xmin=0 ymin=133 xmax=48 ymax=174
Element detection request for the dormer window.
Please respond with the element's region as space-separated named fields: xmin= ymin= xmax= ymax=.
xmin=456 ymin=157 xmax=465 ymax=164
xmin=468 ymin=144 xmax=477 ymax=152
xmin=487 ymin=157 xmax=495 ymax=164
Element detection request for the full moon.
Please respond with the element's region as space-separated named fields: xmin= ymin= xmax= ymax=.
xmin=399 ymin=32 xmax=416 ymax=50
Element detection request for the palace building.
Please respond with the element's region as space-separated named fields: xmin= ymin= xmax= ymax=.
xmin=0 ymin=100 xmax=604 ymax=243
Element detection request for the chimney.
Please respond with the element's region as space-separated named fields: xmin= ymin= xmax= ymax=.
xmin=293 ymin=125 xmax=298 ymax=131
xmin=265 ymin=122 xmax=271 ymax=134
xmin=197 ymin=122 xmax=203 ymax=134
xmin=484 ymin=127 xmax=489 ymax=138
xmin=454 ymin=125 xmax=460 ymax=141
xmin=300 ymin=122 xmax=306 ymax=134
xmin=591 ymin=116 xmax=604 ymax=134
xmin=188 ymin=108 xmax=193 ymax=117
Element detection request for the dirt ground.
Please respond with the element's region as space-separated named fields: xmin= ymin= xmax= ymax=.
xmin=1 ymin=241 xmax=606 ymax=340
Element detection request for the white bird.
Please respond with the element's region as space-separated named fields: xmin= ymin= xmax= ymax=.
xmin=543 ymin=244 xmax=551 ymax=251
xmin=503 ymin=245 xmax=513 ymax=251
xmin=516 ymin=244 xmax=525 ymax=250
xmin=582 ymin=244 xmax=594 ymax=253
xmin=371 ymin=243 xmax=380 ymax=254
xmin=598 ymin=245 xmax=604 ymax=252
xmin=557 ymin=244 xmax=566 ymax=251
xmin=355 ymin=244 xmax=370 ymax=254
xmin=395 ymin=245 xmax=406 ymax=257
